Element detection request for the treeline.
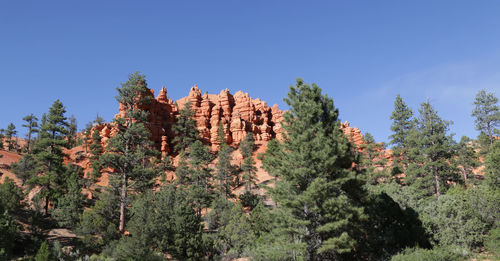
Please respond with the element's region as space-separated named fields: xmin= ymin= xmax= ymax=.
xmin=0 ymin=73 xmax=498 ymax=260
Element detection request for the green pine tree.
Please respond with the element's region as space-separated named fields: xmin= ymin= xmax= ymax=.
xmin=240 ymin=132 xmax=257 ymax=192
xmin=485 ymin=140 xmax=500 ymax=190
xmin=29 ymin=100 xmax=69 ymax=215
xmin=89 ymin=129 xmax=103 ymax=181
xmin=0 ymin=128 xmax=5 ymax=150
xmin=5 ymin=123 xmax=18 ymax=152
xmin=11 ymin=154 xmax=37 ymax=186
xmin=360 ymin=132 xmax=389 ymax=185
xmin=262 ymin=79 xmax=366 ymax=260
xmin=184 ymin=140 xmax=214 ymax=217
xmin=52 ymin=164 xmax=85 ymax=228
xmin=456 ymin=136 xmax=480 ymax=184
xmin=215 ymin=124 xmax=238 ymax=198
xmin=472 ymin=89 xmax=500 ymax=146
xmin=67 ymin=115 xmax=78 ymax=148
xmin=22 ymin=113 xmax=39 ymax=154
xmin=405 ymin=101 xmax=458 ymax=197
xmin=100 ymin=72 xmax=161 ymax=234
xmin=172 ymin=101 xmax=199 ymax=154
xmin=389 ymin=94 xmax=414 ymax=174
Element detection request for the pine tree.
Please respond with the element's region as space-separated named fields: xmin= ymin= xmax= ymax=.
xmin=0 ymin=128 xmax=5 ymax=150
xmin=485 ymin=141 xmax=500 ymax=190
xmin=89 ymin=129 xmax=103 ymax=181
xmin=100 ymin=72 xmax=161 ymax=233
xmin=67 ymin=115 xmax=78 ymax=148
xmin=52 ymin=164 xmax=85 ymax=228
xmin=29 ymin=100 xmax=69 ymax=215
xmin=5 ymin=123 xmax=18 ymax=152
xmin=472 ymin=89 xmax=500 ymax=146
xmin=22 ymin=113 xmax=39 ymax=154
xmin=456 ymin=136 xmax=480 ymax=184
xmin=82 ymin=122 xmax=93 ymax=154
xmin=262 ymin=79 xmax=366 ymax=260
xmin=359 ymin=133 xmax=388 ymax=185
xmin=172 ymin=101 xmax=199 ymax=153
xmin=184 ymin=140 xmax=214 ymax=217
xmin=406 ymin=101 xmax=458 ymax=197
xmin=389 ymin=94 xmax=414 ymax=174
xmin=240 ymin=132 xmax=257 ymax=192
xmin=11 ymin=154 xmax=37 ymax=186
xmin=215 ymin=123 xmax=237 ymax=198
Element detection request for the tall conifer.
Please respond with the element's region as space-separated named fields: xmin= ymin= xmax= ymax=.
xmin=262 ymin=79 xmax=366 ymax=260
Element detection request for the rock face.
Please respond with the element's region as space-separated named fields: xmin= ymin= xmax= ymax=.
xmin=95 ymin=85 xmax=387 ymax=160
xmin=108 ymin=85 xmax=285 ymax=152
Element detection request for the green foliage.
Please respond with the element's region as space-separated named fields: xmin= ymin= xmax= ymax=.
xmin=0 ymin=177 xmax=24 ymax=214
xmin=111 ymin=185 xmax=205 ymax=260
xmin=360 ymin=132 xmax=389 ymax=185
xmin=262 ymin=79 xmax=366 ymax=260
xmin=240 ymin=132 xmax=257 ymax=192
xmin=172 ymin=101 xmax=199 ymax=153
xmin=30 ymin=99 xmax=69 ymax=215
xmin=484 ymin=226 xmax=500 ymax=255
xmin=12 ymin=154 xmax=37 ymax=186
xmin=0 ymin=179 xmax=21 ymax=259
xmin=77 ymin=184 xmax=120 ymax=251
xmin=89 ymin=129 xmax=103 ymax=181
xmin=239 ymin=190 xmax=260 ymax=210
xmin=216 ymin=139 xmax=237 ymax=198
xmin=472 ymin=89 xmax=500 ymax=146
xmin=391 ymin=246 xmax=469 ymax=261
xmin=485 ymin=140 xmax=500 ymax=190
xmin=5 ymin=122 xmax=18 ymax=152
xmin=52 ymin=164 xmax=85 ymax=228
xmin=67 ymin=114 xmax=78 ymax=148
xmin=456 ymin=136 xmax=480 ymax=184
xmin=213 ymin=202 xmax=255 ymax=258
xmin=35 ymin=241 xmax=54 ymax=261
xmin=405 ymin=101 xmax=458 ymax=197
xmin=421 ymin=186 xmax=500 ymax=249
xmin=389 ymin=94 xmax=414 ymax=173
xmin=100 ymin=72 xmax=161 ymax=233
xmin=178 ymin=140 xmax=215 ymax=217
xmin=22 ymin=113 xmax=39 ymax=153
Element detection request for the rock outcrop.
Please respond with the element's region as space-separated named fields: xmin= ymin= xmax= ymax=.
xmin=106 ymin=85 xmax=285 ymax=152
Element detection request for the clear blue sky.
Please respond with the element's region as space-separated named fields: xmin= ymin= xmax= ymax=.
xmin=1 ymin=1 xmax=499 ymax=143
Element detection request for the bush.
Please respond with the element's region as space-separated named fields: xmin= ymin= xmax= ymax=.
xmin=239 ymin=191 xmax=260 ymax=210
xmin=485 ymin=226 xmax=500 ymax=255
xmin=391 ymin=246 xmax=470 ymax=261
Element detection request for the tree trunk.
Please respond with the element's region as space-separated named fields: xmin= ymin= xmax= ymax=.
xmin=119 ymin=173 xmax=127 ymax=234
xmin=434 ymin=169 xmax=440 ymax=197
xmin=44 ymin=196 xmax=49 ymax=216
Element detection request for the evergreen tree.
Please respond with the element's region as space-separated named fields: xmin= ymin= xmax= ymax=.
xmin=94 ymin=114 xmax=105 ymax=125
xmin=485 ymin=140 xmax=500 ymax=190
xmin=472 ymin=89 xmax=500 ymax=146
xmin=67 ymin=114 xmax=78 ymax=148
xmin=172 ymin=101 xmax=199 ymax=153
xmin=240 ymin=132 xmax=257 ymax=192
xmin=389 ymin=94 xmax=414 ymax=174
xmin=262 ymin=79 xmax=366 ymax=260
xmin=360 ymin=133 xmax=388 ymax=185
xmin=22 ymin=113 xmax=39 ymax=154
xmin=0 ymin=128 xmax=4 ymax=150
xmin=215 ymin=124 xmax=237 ymax=198
xmin=456 ymin=136 xmax=480 ymax=184
xmin=11 ymin=154 xmax=37 ymax=186
xmin=5 ymin=123 xmax=18 ymax=152
xmin=29 ymin=100 xmax=69 ymax=215
xmin=184 ymin=140 xmax=214 ymax=217
xmin=35 ymin=241 xmax=53 ymax=261
xmin=89 ymin=129 xmax=103 ymax=181
xmin=82 ymin=122 xmax=93 ymax=154
xmin=406 ymin=101 xmax=458 ymax=197
xmin=52 ymin=164 xmax=85 ymax=228
xmin=100 ymin=72 xmax=160 ymax=233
